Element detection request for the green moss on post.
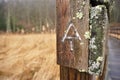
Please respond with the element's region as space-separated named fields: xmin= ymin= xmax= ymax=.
xmin=89 ymin=5 xmax=108 ymax=75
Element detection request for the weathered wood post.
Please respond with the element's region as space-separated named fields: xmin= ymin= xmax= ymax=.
xmin=56 ymin=0 xmax=108 ymax=80
xmin=56 ymin=0 xmax=92 ymax=79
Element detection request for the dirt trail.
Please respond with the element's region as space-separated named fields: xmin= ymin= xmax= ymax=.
xmin=0 ymin=34 xmax=59 ymax=80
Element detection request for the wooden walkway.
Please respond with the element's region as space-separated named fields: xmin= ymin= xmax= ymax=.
xmin=106 ymin=36 xmax=120 ymax=80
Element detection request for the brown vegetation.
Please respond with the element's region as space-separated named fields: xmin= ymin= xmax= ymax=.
xmin=0 ymin=34 xmax=59 ymax=80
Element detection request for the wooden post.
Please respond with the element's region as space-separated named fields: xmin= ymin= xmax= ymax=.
xmin=56 ymin=0 xmax=89 ymax=71
xmin=56 ymin=0 xmax=108 ymax=80
xmin=56 ymin=0 xmax=93 ymax=80
xmin=60 ymin=66 xmax=93 ymax=80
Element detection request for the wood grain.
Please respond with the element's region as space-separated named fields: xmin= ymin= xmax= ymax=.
xmin=56 ymin=0 xmax=89 ymax=71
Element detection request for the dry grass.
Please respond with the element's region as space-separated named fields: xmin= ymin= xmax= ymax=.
xmin=0 ymin=33 xmax=59 ymax=80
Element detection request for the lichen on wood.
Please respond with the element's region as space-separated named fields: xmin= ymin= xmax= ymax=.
xmin=91 ymin=0 xmax=109 ymax=3
xmin=88 ymin=5 xmax=108 ymax=75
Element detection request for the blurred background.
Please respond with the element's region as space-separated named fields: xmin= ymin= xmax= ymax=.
xmin=0 ymin=0 xmax=56 ymax=33
xmin=0 ymin=0 xmax=59 ymax=80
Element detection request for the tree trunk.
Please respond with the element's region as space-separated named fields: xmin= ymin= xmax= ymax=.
xmin=6 ymin=6 xmax=11 ymax=33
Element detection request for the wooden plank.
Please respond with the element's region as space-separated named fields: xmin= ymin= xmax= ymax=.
xmin=56 ymin=0 xmax=89 ymax=71
xmin=60 ymin=66 xmax=69 ymax=80
xmin=60 ymin=66 xmax=93 ymax=80
xmin=69 ymin=68 xmax=77 ymax=80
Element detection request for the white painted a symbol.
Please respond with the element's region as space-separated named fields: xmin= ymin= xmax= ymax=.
xmin=61 ymin=23 xmax=82 ymax=51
